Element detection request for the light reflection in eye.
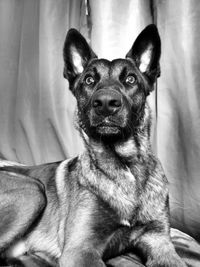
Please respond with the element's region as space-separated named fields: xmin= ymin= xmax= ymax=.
xmin=85 ymin=76 xmax=95 ymax=85
xmin=126 ymin=75 xmax=136 ymax=85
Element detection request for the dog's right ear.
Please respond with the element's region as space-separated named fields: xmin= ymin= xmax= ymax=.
xmin=63 ymin=29 xmax=97 ymax=86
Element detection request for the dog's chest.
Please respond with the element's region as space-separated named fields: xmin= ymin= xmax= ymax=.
xmin=80 ymin=159 xmax=139 ymax=223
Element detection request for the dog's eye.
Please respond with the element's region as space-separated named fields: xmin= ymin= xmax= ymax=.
xmin=126 ymin=75 xmax=136 ymax=85
xmin=85 ymin=76 xmax=95 ymax=85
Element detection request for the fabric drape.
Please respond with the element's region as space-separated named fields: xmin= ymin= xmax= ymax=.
xmin=156 ymin=0 xmax=200 ymax=241
xmin=0 ymin=0 xmax=85 ymax=164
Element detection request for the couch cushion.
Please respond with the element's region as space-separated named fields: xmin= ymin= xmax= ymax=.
xmin=106 ymin=228 xmax=200 ymax=267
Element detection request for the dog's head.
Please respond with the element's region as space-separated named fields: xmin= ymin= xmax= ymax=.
xmin=63 ymin=25 xmax=161 ymax=143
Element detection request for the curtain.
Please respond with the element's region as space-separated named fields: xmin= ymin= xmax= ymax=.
xmin=0 ymin=0 xmax=85 ymax=164
xmin=0 ymin=0 xmax=200 ymax=241
xmin=156 ymin=0 xmax=200 ymax=241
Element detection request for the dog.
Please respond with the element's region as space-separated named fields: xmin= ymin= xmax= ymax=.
xmin=0 ymin=25 xmax=187 ymax=267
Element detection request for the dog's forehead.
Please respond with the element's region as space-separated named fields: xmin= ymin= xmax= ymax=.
xmin=87 ymin=58 xmax=137 ymax=77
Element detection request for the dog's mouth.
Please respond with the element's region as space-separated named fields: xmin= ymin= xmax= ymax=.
xmin=91 ymin=116 xmax=124 ymax=138
xmin=81 ymin=107 xmax=131 ymax=142
xmin=96 ymin=124 xmax=120 ymax=135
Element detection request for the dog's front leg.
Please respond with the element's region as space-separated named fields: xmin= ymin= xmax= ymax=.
xmin=134 ymin=231 xmax=187 ymax=267
xmin=59 ymin=248 xmax=106 ymax=267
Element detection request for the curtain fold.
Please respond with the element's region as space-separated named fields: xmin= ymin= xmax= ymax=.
xmin=156 ymin=0 xmax=200 ymax=241
xmin=90 ymin=0 xmax=153 ymax=60
xmin=0 ymin=0 xmax=86 ymax=164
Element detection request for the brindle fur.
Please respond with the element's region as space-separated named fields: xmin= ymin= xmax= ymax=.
xmin=0 ymin=25 xmax=187 ymax=267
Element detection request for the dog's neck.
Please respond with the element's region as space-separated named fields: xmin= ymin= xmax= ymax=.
xmin=78 ymin=104 xmax=154 ymax=224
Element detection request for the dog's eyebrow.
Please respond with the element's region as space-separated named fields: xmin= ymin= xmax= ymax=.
xmin=84 ymin=66 xmax=100 ymax=80
xmin=92 ymin=66 xmax=101 ymax=80
xmin=92 ymin=66 xmax=98 ymax=75
xmin=119 ymin=67 xmax=128 ymax=82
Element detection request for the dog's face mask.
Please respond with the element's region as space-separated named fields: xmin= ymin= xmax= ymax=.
xmin=63 ymin=25 xmax=161 ymax=143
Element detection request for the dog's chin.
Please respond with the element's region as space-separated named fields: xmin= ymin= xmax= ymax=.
xmin=96 ymin=125 xmax=121 ymax=136
xmin=89 ymin=125 xmax=127 ymax=144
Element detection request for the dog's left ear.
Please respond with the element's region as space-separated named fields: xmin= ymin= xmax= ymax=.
xmin=63 ymin=29 xmax=97 ymax=86
xmin=126 ymin=24 xmax=161 ymax=84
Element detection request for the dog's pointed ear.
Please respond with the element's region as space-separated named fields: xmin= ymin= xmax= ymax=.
xmin=63 ymin=29 xmax=97 ymax=85
xmin=126 ymin=24 xmax=161 ymax=84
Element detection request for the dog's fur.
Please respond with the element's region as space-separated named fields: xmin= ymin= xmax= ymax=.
xmin=0 ymin=25 xmax=187 ymax=267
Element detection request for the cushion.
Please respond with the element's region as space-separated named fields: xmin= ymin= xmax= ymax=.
xmin=106 ymin=228 xmax=200 ymax=267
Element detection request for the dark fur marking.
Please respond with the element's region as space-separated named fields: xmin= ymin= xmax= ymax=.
xmin=67 ymin=156 xmax=78 ymax=173
xmin=119 ymin=66 xmax=128 ymax=83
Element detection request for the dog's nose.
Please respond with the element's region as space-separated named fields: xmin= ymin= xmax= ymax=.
xmin=92 ymin=89 xmax=122 ymax=116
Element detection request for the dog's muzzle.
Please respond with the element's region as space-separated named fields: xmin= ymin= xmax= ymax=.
xmin=91 ymin=89 xmax=122 ymax=117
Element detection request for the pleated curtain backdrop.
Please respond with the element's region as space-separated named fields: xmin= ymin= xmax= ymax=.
xmin=156 ymin=0 xmax=200 ymax=241
xmin=0 ymin=0 xmax=85 ymax=164
xmin=0 ymin=0 xmax=200 ymax=241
